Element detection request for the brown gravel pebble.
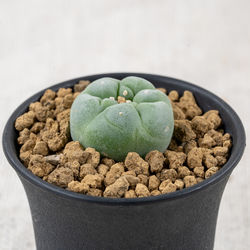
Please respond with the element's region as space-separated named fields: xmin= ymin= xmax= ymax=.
xmin=47 ymin=167 xmax=74 ymax=188
xmin=148 ymin=175 xmax=160 ymax=191
xmin=223 ymin=139 xmax=232 ymax=149
xmin=82 ymin=174 xmax=103 ymax=189
xmin=33 ymin=141 xmax=49 ymax=156
xmin=174 ymin=120 xmax=196 ymax=142
xmin=172 ymin=103 xmax=186 ymax=120
xmin=79 ymin=164 xmax=97 ymax=179
xmin=174 ymin=179 xmax=184 ymax=190
xmin=20 ymin=138 xmax=36 ymax=153
xmin=97 ymin=164 xmax=110 ymax=176
xmin=57 ymin=109 xmax=70 ymax=133
xmin=183 ymin=140 xmax=197 ymax=154
xmin=137 ymin=174 xmax=149 ymax=186
xmin=203 ymin=154 xmax=218 ymax=169
xmin=151 ymin=190 xmax=161 ymax=196
xmin=63 ymin=141 xmax=88 ymax=164
xmin=206 ymin=129 xmax=224 ymax=146
xmin=187 ymin=147 xmax=203 ymax=169
xmin=68 ymin=181 xmax=89 ymax=194
xmin=28 ymin=154 xmax=55 ymax=177
xmin=30 ymin=102 xmax=54 ymax=122
xmin=135 ymin=183 xmax=150 ymax=197
xmin=65 ymin=160 xmax=80 ymax=178
xmin=103 ymin=176 xmax=129 ymax=198
xmin=74 ymin=80 xmax=90 ymax=92
xmin=177 ymin=91 xmax=202 ymax=119
xmin=183 ymin=176 xmax=197 ymax=188
xmin=165 ymin=150 xmax=186 ymax=169
xmin=30 ymin=122 xmax=45 ymax=133
xmin=104 ymin=163 xmax=125 ymax=186
xmin=85 ymin=147 xmax=100 ymax=168
xmin=15 ymin=111 xmax=35 ymax=131
xmin=15 ymin=80 xmax=232 ymax=198
xmin=213 ymin=146 xmax=228 ymax=157
xmin=125 ymin=152 xmax=149 ymax=175
xmin=193 ymin=166 xmax=205 ymax=178
xmin=87 ymin=188 xmax=103 ymax=197
xmin=101 ymin=158 xmax=115 ymax=167
xmin=198 ymin=134 xmax=216 ymax=148
xmin=17 ymin=128 xmax=31 ymax=144
xmin=57 ymin=88 xmax=72 ymax=98
xmin=203 ymin=110 xmax=221 ymax=129
xmin=177 ymin=166 xmax=191 ymax=178
xmin=159 ymin=179 xmax=177 ymax=194
xmin=20 ymin=151 xmax=32 ymax=167
xmin=158 ymin=169 xmax=178 ymax=182
xmin=191 ymin=116 xmax=212 ymax=138
xmin=122 ymin=170 xmax=136 ymax=177
xmin=123 ymin=175 xmax=139 ymax=188
xmin=40 ymin=118 xmax=67 ymax=152
xmin=40 ymin=89 xmax=56 ymax=104
xmin=216 ymin=156 xmax=227 ymax=166
xmin=125 ymin=189 xmax=137 ymax=198
xmin=168 ymin=90 xmax=179 ymax=102
xmin=205 ymin=167 xmax=219 ymax=179
xmin=145 ymin=150 xmax=165 ymax=173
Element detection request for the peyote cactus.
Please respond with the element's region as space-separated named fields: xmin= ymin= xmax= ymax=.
xmin=70 ymin=76 xmax=174 ymax=161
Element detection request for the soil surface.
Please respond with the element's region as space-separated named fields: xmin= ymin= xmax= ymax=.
xmin=15 ymin=80 xmax=232 ymax=198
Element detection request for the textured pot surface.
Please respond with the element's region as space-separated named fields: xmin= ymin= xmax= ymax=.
xmin=2 ymin=73 xmax=246 ymax=250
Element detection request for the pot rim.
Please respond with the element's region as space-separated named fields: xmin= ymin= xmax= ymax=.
xmin=2 ymin=72 xmax=246 ymax=205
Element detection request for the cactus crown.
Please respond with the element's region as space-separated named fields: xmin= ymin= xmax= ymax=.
xmin=70 ymin=76 xmax=174 ymax=161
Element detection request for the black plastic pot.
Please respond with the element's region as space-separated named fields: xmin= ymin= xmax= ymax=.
xmin=2 ymin=73 xmax=246 ymax=250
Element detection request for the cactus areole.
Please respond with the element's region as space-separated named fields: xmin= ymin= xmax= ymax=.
xmin=70 ymin=76 xmax=174 ymax=161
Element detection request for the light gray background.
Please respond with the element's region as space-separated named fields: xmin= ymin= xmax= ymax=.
xmin=0 ymin=0 xmax=249 ymax=249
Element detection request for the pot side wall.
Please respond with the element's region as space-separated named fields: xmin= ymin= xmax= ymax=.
xmin=19 ymin=172 xmax=230 ymax=250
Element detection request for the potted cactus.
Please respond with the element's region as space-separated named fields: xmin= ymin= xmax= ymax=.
xmin=2 ymin=73 xmax=245 ymax=250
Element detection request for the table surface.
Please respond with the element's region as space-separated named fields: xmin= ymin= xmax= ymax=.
xmin=0 ymin=0 xmax=249 ymax=249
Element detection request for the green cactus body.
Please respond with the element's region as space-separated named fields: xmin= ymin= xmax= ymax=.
xmin=70 ymin=76 xmax=174 ymax=161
